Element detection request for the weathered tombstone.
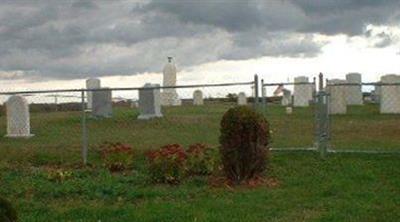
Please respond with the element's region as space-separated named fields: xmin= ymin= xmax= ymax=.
xmin=346 ymin=73 xmax=363 ymax=105
xmin=193 ymin=90 xmax=204 ymax=105
xmin=380 ymin=74 xmax=400 ymax=114
xmin=327 ymin=79 xmax=347 ymax=115
xmin=138 ymin=83 xmax=163 ymax=119
xmin=92 ymin=88 xmax=112 ymax=118
xmin=237 ymin=92 xmax=247 ymax=105
xmin=281 ymin=89 xmax=292 ymax=106
xmin=86 ymin=78 xmax=101 ymax=110
xmin=6 ymin=95 xmax=33 ymax=138
xmin=293 ymin=76 xmax=313 ymax=107
xmin=286 ymin=107 xmax=293 ymax=115
xmin=161 ymin=57 xmax=181 ymax=106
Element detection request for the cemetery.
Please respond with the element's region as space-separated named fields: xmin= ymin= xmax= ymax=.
xmin=0 ymin=70 xmax=399 ymax=221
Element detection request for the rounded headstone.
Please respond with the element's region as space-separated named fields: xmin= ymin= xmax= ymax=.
xmin=345 ymin=73 xmax=363 ymax=105
xmin=193 ymin=90 xmax=204 ymax=105
xmin=6 ymin=95 xmax=33 ymax=138
xmin=237 ymin=92 xmax=247 ymax=105
xmin=138 ymin=83 xmax=163 ymax=120
xmin=380 ymin=74 xmax=400 ymax=114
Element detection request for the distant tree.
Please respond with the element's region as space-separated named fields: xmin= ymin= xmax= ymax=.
xmin=226 ymin=93 xmax=238 ymax=102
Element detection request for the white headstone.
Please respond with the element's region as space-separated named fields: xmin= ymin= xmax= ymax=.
xmin=346 ymin=73 xmax=363 ymax=105
xmin=238 ymin=92 xmax=247 ymax=105
xmin=161 ymin=57 xmax=181 ymax=106
xmin=86 ymin=78 xmax=101 ymax=110
xmin=193 ymin=90 xmax=204 ymax=105
xmin=281 ymin=89 xmax=292 ymax=106
xmin=92 ymin=88 xmax=112 ymax=118
xmin=380 ymin=74 xmax=400 ymax=114
xmin=6 ymin=95 xmax=33 ymax=138
xmin=327 ymin=79 xmax=347 ymax=115
xmin=293 ymin=76 xmax=313 ymax=107
xmin=138 ymin=83 xmax=163 ymax=119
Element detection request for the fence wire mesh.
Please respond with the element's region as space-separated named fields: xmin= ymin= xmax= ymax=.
xmin=326 ymin=81 xmax=400 ymax=153
xmin=0 ymin=81 xmax=256 ymax=164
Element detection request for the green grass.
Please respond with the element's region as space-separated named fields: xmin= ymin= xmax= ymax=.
xmin=0 ymin=103 xmax=399 ymax=221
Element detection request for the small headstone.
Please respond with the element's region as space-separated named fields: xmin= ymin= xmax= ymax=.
xmin=380 ymin=74 xmax=400 ymax=114
xmin=345 ymin=73 xmax=363 ymax=105
xmin=327 ymin=79 xmax=347 ymax=115
xmin=293 ymin=76 xmax=313 ymax=107
xmin=286 ymin=107 xmax=293 ymax=114
xmin=193 ymin=90 xmax=204 ymax=105
xmin=281 ymin=89 xmax=292 ymax=106
xmin=86 ymin=78 xmax=101 ymax=110
xmin=237 ymin=92 xmax=247 ymax=105
xmin=6 ymin=95 xmax=33 ymax=138
xmin=138 ymin=83 xmax=163 ymax=119
xmin=92 ymin=88 xmax=112 ymax=118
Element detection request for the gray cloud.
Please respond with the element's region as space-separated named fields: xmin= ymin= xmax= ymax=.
xmin=0 ymin=0 xmax=398 ymax=80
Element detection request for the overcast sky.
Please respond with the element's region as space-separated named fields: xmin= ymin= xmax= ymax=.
xmin=0 ymin=0 xmax=399 ymax=92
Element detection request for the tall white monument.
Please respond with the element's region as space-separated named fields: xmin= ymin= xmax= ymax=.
xmin=6 ymin=95 xmax=33 ymax=138
xmin=161 ymin=57 xmax=181 ymax=106
xmin=380 ymin=74 xmax=400 ymax=114
xmin=86 ymin=78 xmax=101 ymax=110
xmin=346 ymin=73 xmax=363 ymax=105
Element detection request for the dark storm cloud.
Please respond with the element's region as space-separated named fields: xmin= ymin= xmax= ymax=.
xmin=0 ymin=0 xmax=398 ymax=80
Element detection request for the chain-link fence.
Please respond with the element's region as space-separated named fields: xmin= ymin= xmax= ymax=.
xmin=325 ymin=81 xmax=400 ymax=154
xmin=260 ymin=79 xmax=318 ymax=150
xmin=0 ymin=79 xmax=257 ymax=165
xmin=1 ymin=74 xmax=399 ymax=165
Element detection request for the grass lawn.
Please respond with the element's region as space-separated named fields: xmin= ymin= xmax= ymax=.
xmin=0 ymin=103 xmax=399 ymax=221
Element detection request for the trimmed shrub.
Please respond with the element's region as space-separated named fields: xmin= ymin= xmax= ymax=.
xmin=100 ymin=142 xmax=134 ymax=172
xmin=186 ymin=143 xmax=219 ymax=176
xmin=219 ymin=106 xmax=270 ymax=184
xmin=0 ymin=197 xmax=17 ymax=222
xmin=146 ymin=144 xmax=187 ymax=184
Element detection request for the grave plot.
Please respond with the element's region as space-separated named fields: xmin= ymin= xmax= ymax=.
xmin=85 ymin=81 xmax=257 ymax=156
xmin=261 ymin=77 xmax=318 ymax=150
xmin=0 ymin=91 xmax=84 ymax=164
xmin=327 ymin=75 xmax=400 ymax=152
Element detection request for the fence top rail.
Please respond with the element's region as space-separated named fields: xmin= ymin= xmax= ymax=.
xmin=0 ymin=81 xmax=254 ymax=95
xmin=326 ymin=82 xmax=400 ymax=86
xmin=263 ymin=81 xmax=316 ymax=86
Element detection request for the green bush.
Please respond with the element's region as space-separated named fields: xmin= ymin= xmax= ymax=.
xmin=219 ymin=106 xmax=270 ymax=184
xmin=146 ymin=144 xmax=187 ymax=184
xmin=0 ymin=197 xmax=17 ymax=222
xmin=186 ymin=143 xmax=219 ymax=176
xmin=100 ymin=142 xmax=134 ymax=172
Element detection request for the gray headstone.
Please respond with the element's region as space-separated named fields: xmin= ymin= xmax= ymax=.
xmin=138 ymin=83 xmax=163 ymax=120
xmin=92 ymin=88 xmax=112 ymax=118
xmin=237 ymin=92 xmax=247 ymax=105
xmin=193 ymin=90 xmax=204 ymax=105
xmin=281 ymin=89 xmax=292 ymax=106
xmin=86 ymin=78 xmax=101 ymax=110
xmin=380 ymin=74 xmax=400 ymax=114
xmin=6 ymin=95 xmax=33 ymax=138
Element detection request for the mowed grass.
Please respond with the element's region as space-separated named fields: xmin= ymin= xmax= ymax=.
xmin=0 ymin=103 xmax=399 ymax=221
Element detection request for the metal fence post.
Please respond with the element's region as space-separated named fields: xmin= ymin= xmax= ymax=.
xmin=81 ymin=90 xmax=88 ymax=165
xmin=261 ymin=79 xmax=266 ymax=112
xmin=254 ymin=74 xmax=259 ymax=110
xmin=316 ymin=91 xmax=329 ymax=158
